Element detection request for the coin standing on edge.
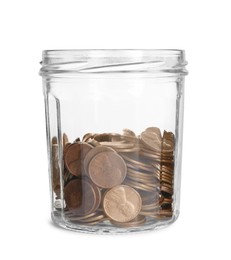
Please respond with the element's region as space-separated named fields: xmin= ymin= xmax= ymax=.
xmin=140 ymin=127 xmax=162 ymax=151
xmin=103 ymin=185 xmax=142 ymax=222
xmin=83 ymin=146 xmax=116 ymax=176
xmin=64 ymin=178 xmax=100 ymax=216
xmin=64 ymin=142 xmax=93 ymax=176
xmin=88 ymin=151 xmax=127 ymax=188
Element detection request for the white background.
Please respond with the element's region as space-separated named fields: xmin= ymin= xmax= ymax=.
xmin=0 ymin=0 xmax=230 ymax=259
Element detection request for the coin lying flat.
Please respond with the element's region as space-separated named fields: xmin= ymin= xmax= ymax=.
xmin=88 ymin=151 xmax=127 ymax=188
xmin=94 ymin=133 xmax=122 ymax=142
xmin=64 ymin=142 xmax=93 ymax=176
xmin=103 ymin=185 xmax=142 ymax=222
xmin=110 ymin=215 xmax=146 ymax=228
xmin=64 ymin=178 xmax=100 ymax=216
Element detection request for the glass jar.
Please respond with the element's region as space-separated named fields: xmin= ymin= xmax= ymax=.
xmin=39 ymin=49 xmax=188 ymax=234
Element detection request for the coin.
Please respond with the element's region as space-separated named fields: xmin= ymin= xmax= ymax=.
xmin=100 ymin=141 xmax=135 ymax=149
xmin=156 ymin=209 xmax=173 ymax=217
xmin=163 ymin=197 xmax=173 ymax=204
xmin=122 ymin=128 xmax=136 ymax=137
xmin=78 ymin=213 xmax=105 ymax=223
xmin=161 ymin=185 xmax=173 ymax=195
xmin=63 ymin=133 xmax=69 ymax=146
xmin=124 ymin=178 xmax=158 ymax=191
xmin=52 ymin=144 xmax=60 ymax=196
xmin=82 ymin=133 xmax=96 ymax=142
xmin=103 ymin=185 xmax=142 ymax=222
xmin=83 ymin=146 xmax=116 ymax=175
xmin=161 ymin=176 xmax=172 ymax=185
xmin=64 ymin=170 xmax=75 ymax=186
xmin=91 ymin=181 xmax=102 ymax=212
xmin=94 ymin=133 xmax=122 ymax=142
xmin=162 ymin=130 xmax=174 ymax=152
xmin=52 ymin=136 xmax=57 ymax=144
xmin=125 ymin=160 xmax=154 ymax=172
xmin=87 ymin=139 xmax=100 ymax=147
xmin=110 ymin=215 xmax=146 ymax=228
xmin=88 ymin=151 xmax=127 ymax=188
xmin=61 ymin=127 xmax=175 ymax=224
xmin=140 ymin=127 xmax=162 ymax=151
xmin=73 ymin=137 xmax=81 ymax=143
xmin=64 ymin=142 xmax=93 ymax=176
xmin=65 ymin=210 xmax=98 ymax=219
xmin=145 ymin=127 xmax=162 ymax=135
xmin=64 ymin=179 xmax=100 ymax=216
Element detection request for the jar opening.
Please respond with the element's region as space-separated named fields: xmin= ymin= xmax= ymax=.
xmin=39 ymin=49 xmax=188 ymax=77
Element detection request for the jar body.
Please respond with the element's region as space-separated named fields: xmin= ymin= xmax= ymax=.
xmin=40 ymin=50 xmax=187 ymax=233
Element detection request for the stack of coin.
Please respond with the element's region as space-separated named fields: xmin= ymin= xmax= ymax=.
xmin=51 ymin=137 xmax=61 ymax=198
xmin=51 ymin=126 xmax=175 ymax=227
xmin=158 ymin=130 xmax=174 ymax=218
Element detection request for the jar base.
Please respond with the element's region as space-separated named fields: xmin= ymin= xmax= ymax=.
xmin=51 ymin=210 xmax=179 ymax=234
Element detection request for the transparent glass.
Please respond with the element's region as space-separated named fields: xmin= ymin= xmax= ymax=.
xmin=39 ymin=49 xmax=188 ymax=234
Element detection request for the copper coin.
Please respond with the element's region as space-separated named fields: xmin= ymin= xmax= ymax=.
xmin=83 ymin=146 xmax=116 ymax=175
xmin=52 ymin=144 xmax=60 ymax=195
xmin=100 ymin=141 xmax=134 ymax=149
xmin=94 ymin=133 xmax=121 ymax=142
xmin=88 ymin=151 xmax=127 ymax=188
xmin=64 ymin=179 xmax=99 ymax=216
xmin=122 ymin=128 xmax=136 ymax=137
xmin=64 ymin=142 xmax=93 ymax=176
xmin=52 ymin=136 xmax=57 ymax=144
xmin=162 ymin=130 xmax=174 ymax=152
xmin=87 ymin=139 xmax=100 ymax=147
xmin=82 ymin=133 xmax=96 ymax=142
xmin=91 ymin=181 xmax=102 ymax=212
xmin=63 ymin=133 xmax=69 ymax=146
xmin=63 ymin=143 xmax=72 ymax=156
xmin=110 ymin=215 xmax=146 ymax=228
xmin=140 ymin=127 xmax=162 ymax=151
xmin=78 ymin=213 xmax=105 ymax=223
xmin=65 ymin=210 xmax=98 ymax=220
xmin=161 ymin=185 xmax=173 ymax=195
xmin=103 ymin=185 xmax=142 ymax=222
xmin=139 ymin=190 xmax=160 ymax=205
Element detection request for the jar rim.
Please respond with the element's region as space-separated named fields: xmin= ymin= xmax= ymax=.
xmin=43 ymin=49 xmax=184 ymax=55
xmin=40 ymin=49 xmax=188 ymax=77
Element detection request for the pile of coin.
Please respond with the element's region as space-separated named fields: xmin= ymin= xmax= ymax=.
xmin=51 ymin=127 xmax=175 ymax=227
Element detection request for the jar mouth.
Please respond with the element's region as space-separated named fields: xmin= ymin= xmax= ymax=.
xmin=40 ymin=49 xmax=188 ymax=77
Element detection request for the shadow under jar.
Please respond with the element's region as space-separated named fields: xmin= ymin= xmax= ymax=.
xmin=39 ymin=49 xmax=188 ymax=234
